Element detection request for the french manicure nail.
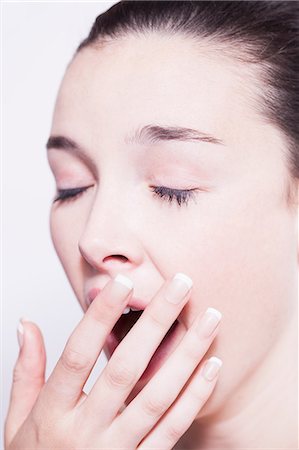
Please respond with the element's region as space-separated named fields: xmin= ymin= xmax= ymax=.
xmin=198 ymin=307 xmax=222 ymax=337
xmin=165 ymin=272 xmax=193 ymax=304
xmin=114 ymin=274 xmax=134 ymax=290
xmin=17 ymin=320 xmax=24 ymax=348
xmin=202 ymin=356 xmax=223 ymax=381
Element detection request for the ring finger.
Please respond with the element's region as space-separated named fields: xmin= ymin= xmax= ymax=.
xmin=110 ymin=307 xmax=222 ymax=447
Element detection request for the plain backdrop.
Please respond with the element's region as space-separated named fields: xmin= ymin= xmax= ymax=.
xmin=1 ymin=1 xmax=119 ymax=446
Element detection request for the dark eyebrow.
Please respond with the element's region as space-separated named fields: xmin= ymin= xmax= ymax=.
xmin=46 ymin=135 xmax=98 ymax=174
xmin=124 ymin=124 xmax=225 ymax=146
xmin=46 ymin=124 xmax=225 ymax=165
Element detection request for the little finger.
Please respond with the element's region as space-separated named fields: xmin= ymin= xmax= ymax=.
xmin=138 ymin=356 xmax=223 ymax=449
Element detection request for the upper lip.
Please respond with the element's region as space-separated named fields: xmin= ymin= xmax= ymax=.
xmin=86 ymin=287 xmax=148 ymax=310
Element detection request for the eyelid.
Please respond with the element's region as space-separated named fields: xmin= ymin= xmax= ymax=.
xmin=53 ymin=185 xmax=94 ymax=202
xmin=150 ymin=185 xmax=200 ymax=207
xmin=53 ymin=184 xmax=202 ymax=207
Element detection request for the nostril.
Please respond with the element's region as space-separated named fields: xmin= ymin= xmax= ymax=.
xmin=103 ymin=255 xmax=128 ymax=263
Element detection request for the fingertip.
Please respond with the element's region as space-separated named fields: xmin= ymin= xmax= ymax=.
xmin=17 ymin=317 xmax=32 ymax=349
xmin=17 ymin=317 xmax=45 ymax=353
xmin=20 ymin=316 xmax=31 ymax=324
xmin=17 ymin=320 xmax=24 ymax=349
xmin=16 ymin=318 xmax=47 ymax=376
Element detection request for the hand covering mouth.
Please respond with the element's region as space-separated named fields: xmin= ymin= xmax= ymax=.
xmin=108 ymin=307 xmax=180 ymax=356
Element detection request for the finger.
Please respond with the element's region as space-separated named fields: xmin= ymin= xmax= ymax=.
xmin=111 ymin=307 xmax=222 ymax=446
xmin=42 ymin=275 xmax=133 ymax=412
xmin=79 ymin=273 xmax=193 ymax=427
xmin=138 ymin=356 xmax=223 ymax=450
xmin=4 ymin=320 xmax=46 ymax=447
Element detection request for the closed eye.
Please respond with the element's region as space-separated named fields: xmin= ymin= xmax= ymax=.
xmin=149 ymin=186 xmax=199 ymax=207
xmin=53 ymin=185 xmax=200 ymax=207
xmin=53 ymin=186 xmax=92 ymax=203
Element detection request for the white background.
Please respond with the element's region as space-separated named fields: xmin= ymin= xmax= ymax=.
xmin=2 ymin=2 xmax=118 ymax=446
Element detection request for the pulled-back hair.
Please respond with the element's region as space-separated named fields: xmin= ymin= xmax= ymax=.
xmin=76 ymin=0 xmax=299 ymax=197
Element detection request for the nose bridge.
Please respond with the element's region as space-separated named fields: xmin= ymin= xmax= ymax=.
xmin=78 ymin=172 xmax=142 ymax=269
xmin=85 ymin=172 xmax=130 ymax=233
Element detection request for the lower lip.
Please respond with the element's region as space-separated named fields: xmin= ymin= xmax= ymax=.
xmin=105 ymin=319 xmax=181 ymax=383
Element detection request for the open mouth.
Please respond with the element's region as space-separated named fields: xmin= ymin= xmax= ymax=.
xmin=112 ymin=309 xmax=144 ymax=343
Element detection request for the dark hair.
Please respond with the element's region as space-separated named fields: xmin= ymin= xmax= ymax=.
xmin=76 ymin=0 xmax=298 ymax=202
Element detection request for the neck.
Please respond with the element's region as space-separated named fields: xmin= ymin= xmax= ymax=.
xmin=176 ymin=311 xmax=298 ymax=450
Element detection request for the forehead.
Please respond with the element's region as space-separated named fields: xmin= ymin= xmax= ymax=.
xmin=52 ymin=33 xmax=260 ymax=142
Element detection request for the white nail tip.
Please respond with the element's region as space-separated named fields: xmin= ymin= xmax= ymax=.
xmin=114 ymin=274 xmax=134 ymax=290
xmin=122 ymin=306 xmax=130 ymax=314
xmin=206 ymin=307 xmax=222 ymax=320
xmin=17 ymin=321 xmax=24 ymax=335
xmin=173 ymin=272 xmax=193 ymax=289
xmin=209 ymin=356 xmax=223 ymax=367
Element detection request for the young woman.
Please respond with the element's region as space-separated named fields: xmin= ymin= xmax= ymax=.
xmin=4 ymin=1 xmax=298 ymax=449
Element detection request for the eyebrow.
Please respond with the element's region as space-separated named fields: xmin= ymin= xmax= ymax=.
xmin=124 ymin=124 xmax=224 ymax=146
xmin=46 ymin=124 xmax=225 ymax=166
xmin=46 ymin=135 xmax=98 ymax=174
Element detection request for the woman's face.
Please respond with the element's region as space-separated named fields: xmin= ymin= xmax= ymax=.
xmin=47 ymin=34 xmax=297 ymax=418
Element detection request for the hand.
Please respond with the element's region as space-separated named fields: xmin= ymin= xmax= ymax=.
xmin=4 ymin=274 xmax=222 ymax=449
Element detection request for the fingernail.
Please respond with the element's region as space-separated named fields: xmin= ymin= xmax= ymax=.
xmin=165 ymin=272 xmax=193 ymax=304
xmin=202 ymin=356 xmax=223 ymax=381
xmin=17 ymin=317 xmax=30 ymax=349
xmin=17 ymin=320 xmax=24 ymax=348
xmin=198 ymin=307 xmax=222 ymax=337
xmin=114 ymin=274 xmax=134 ymax=290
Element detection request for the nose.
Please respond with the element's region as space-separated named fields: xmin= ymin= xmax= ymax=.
xmin=78 ymin=188 xmax=143 ymax=275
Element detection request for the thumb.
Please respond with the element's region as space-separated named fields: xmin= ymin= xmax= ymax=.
xmin=5 ymin=318 xmax=46 ymax=446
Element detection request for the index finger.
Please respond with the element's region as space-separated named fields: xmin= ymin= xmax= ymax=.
xmin=42 ymin=275 xmax=134 ymax=412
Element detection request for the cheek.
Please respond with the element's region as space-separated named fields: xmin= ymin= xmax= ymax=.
xmin=167 ymin=186 xmax=292 ymax=343
xmin=50 ymin=207 xmax=86 ymax=304
xmin=50 ymin=207 xmax=81 ymax=260
xmin=174 ymin=194 xmax=294 ymax=416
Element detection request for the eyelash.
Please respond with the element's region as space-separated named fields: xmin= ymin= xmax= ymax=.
xmin=150 ymin=186 xmax=199 ymax=206
xmin=53 ymin=185 xmax=199 ymax=207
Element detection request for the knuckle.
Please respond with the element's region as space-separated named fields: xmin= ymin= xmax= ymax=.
xmin=184 ymin=333 xmax=205 ymax=361
xmin=184 ymin=344 xmax=202 ymax=362
xmin=13 ymin=361 xmax=44 ymax=387
xmin=146 ymin=309 xmax=168 ymax=330
xmin=142 ymin=395 xmax=169 ymax=418
xmin=165 ymin=422 xmax=187 ymax=442
xmin=12 ymin=356 xmax=44 ymax=393
xmin=60 ymin=347 xmax=92 ymax=374
xmin=191 ymin=386 xmax=209 ymax=405
xmin=12 ymin=364 xmax=23 ymax=384
xmin=104 ymin=356 xmax=137 ymax=389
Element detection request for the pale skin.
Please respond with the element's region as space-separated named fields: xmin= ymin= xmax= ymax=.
xmin=4 ymin=33 xmax=298 ymax=449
